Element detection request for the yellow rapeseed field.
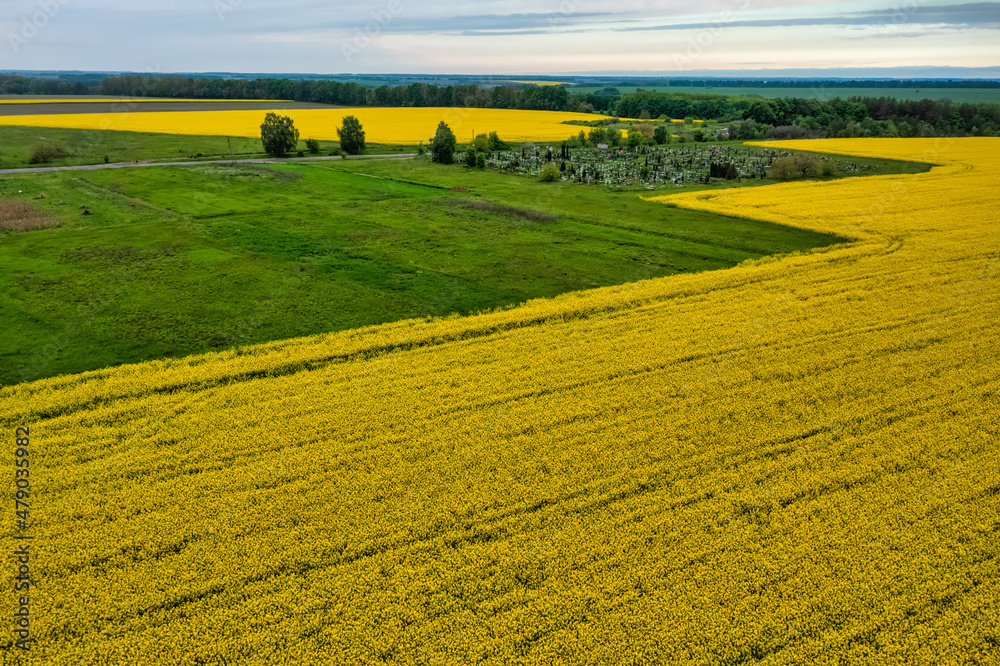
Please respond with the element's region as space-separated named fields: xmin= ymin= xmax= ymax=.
xmin=0 ymin=107 xmax=607 ymax=144
xmin=1 ymin=138 xmax=998 ymax=664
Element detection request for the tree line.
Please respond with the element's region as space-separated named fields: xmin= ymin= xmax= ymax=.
xmin=2 ymin=72 xmax=997 ymax=137
xmin=96 ymin=76 xmax=578 ymax=112
xmin=624 ymin=78 xmax=1000 ymax=90
xmin=612 ymin=92 xmax=1000 ymax=138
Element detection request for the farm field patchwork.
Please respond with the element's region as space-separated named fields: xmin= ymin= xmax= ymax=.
xmin=0 ymin=138 xmax=997 ymax=663
xmin=0 ymin=158 xmax=841 ymax=386
xmin=0 ymin=107 xmax=610 ymax=144
xmin=570 ymin=86 xmax=1000 ymax=104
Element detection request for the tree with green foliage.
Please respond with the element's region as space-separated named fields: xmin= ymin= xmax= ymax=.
xmin=465 ymin=149 xmax=478 ymax=167
xmin=587 ymin=126 xmax=608 ymax=145
xmin=305 ymin=138 xmax=320 ymax=154
xmin=476 ymin=153 xmax=486 ymax=169
xmin=744 ymin=99 xmax=779 ymax=126
xmin=337 ymin=115 xmax=366 ymax=154
xmin=430 ymin=121 xmax=457 ymax=164
xmin=653 ymin=124 xmax=668 ymax=145
xmin=487 ymin=131 xmax=511 ymax=151
xmin=627 ymin=129 xmax=644 ymax=147
xmin=260 ymin=112 xmax=300 ymax=156
xmin=472 ymin=134 xmax=491 ymax=153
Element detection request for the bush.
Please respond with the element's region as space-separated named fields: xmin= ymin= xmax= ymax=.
xmin=769 ymin=156 xmax=799 ymax=179
xmin=465 ymin=149 xmax=477 ymax=168
xmin=28 ymin=141 xmax=68 ymax=164
xmin=587 ymin=126 xmax=608 ymax=145
xmin=539 ymin=162 xmax=561 ymax=182
xmin=337 ymin=115 xmax=366 ymax=155
xmin=260 ymin=112 xmax=299 ymax=156
xmin=476 ymin=153 xmax=486 ymax=169
xmin=770 ymin=154 xmax=822 ymax=179
xmin=653 ymin=125 xmax=668 ymax=145
xmin=487 ymin=131 xmax=510 ymax=151
xmin=765 ymin=125 xmax=824 ymax=140
xmin=795 ymin=153 xmax=822 ymax=177
xmin=305 ymin=138 xmax=320 ymax=154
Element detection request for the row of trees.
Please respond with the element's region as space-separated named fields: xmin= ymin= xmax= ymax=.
xmin=94 ymin=75 xmax=1000 ymax=136
xmin=0 ymin=74 xmax=89 ymax=96
xmin=5 ymin=71 xmax=997 ymax=139
xmin=259 ymin=114 xmax=366 ymax=156
xmin=612 ymin=92 xmax=1000 ymax=137
xmin=93 ymin=75 xmax=579 ymax=113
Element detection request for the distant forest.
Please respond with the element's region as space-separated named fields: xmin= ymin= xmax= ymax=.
xmin=2 ymin=73 xmax=998 ymax=139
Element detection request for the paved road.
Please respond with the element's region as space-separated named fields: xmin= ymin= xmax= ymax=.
xmin=0 ymin=153 xmax=415 ymax=175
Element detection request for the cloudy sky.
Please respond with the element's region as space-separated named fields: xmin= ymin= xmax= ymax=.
xmin=3 ymin=0 xmax=999 ymax=74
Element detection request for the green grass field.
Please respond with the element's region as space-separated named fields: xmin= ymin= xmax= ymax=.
xmin=573 ymin=86 xmax=1000 ymax=104
xmin=0 ymin=124 xmax=412 ymax=169
xmin=0 ymin=157 xmax=847 ymax=386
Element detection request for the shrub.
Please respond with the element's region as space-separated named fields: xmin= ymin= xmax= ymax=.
xmin=795 ymin=153 xmax=822 ymax=177
xmin=766 ymin=125 xmax=810 ymax=140
xmin=472 ymin=134 xmax=491 ymax=153
xmin=305 ymin=138 xmax=320 ymax=154
xmin=28 ymin=141 xmax=68 ymax=164
xmin=539 ymin=162 xmax=561 ymax=182
xmin=476 ymin=153 xmax=486 ymax=169
xmin=465 ymin=149 xmax=478 ymax=168
xmin=487 ymin=131 xmax=510 ymax=151
xmin=769 ymin=156 xmax=799 ymax=179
